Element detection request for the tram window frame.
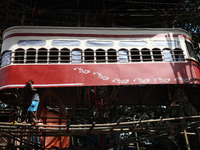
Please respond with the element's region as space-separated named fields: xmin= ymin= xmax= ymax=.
xmin=49 ymin=48 xmax=59 ymax=63
xmin=118 ymin=49 xmax=129 ymax=63
xmin=141 ymin=48 xmax=151 ymax=62
xmin=38 ymin=48 xmax=48 ymax=63
xmin=152 ymin=40 xmax=179 ymax=46
xmin=119 ymin=41 xmax=147 ymax=47
xmin=185 ymin=41 xmax=197 ymax=60
xmin=86 ymin=41 xmax=114 ymax=47
xmin=84 ymin=49 xmax=94 ymax=63
xmin=60 ymin=48 xmax=70 ymax=63
xmin=26 ymin=48 xmax=36 ymax=63
xmin=96 ymin=49 xmax=106 ymax=63
xmin=1 ymin=50 xmax=12 ymax=67
xmin=152 ymin=48 xmax=162 ymax=61
xmin=18 ymin=40 xmax=46 ymax=46
xmin=52 ymin=40 xmax=80 ymax=46
xmin=14 ymin=48 xmax=25 ymax=64
xmin=174 ymin=48 xmax=185 ymax=61
xmin=107 ymin=49 xmax=117 ymax=63
xmin=163 ymin=48 xmax=173 ymax=62
xmin=130 ymin=48 xmax=140 ymax=62
xmin=72 ymin=49 xmax=82 ymax=63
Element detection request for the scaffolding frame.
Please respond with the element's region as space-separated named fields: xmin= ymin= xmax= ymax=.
xmin=0 ymin=112 xmax=200 ymax=149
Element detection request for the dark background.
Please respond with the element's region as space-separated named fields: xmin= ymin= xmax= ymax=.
xmin=0 ymin=0 xmax=199 ymax=46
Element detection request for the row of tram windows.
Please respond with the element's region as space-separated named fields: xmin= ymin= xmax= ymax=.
xmin=1 ymin=48 xmax=185 ymax=66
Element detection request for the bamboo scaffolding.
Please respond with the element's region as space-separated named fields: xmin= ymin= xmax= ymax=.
xmin=0 ymin=122 xmax=188 ymax=133
xmin=184 ymin=130 xmax=191 ymax=150
xmin=0 ymin=124 xmax=184 ymax=137
xmin=0 ymin=130 xmax=42 ymax=148
xmin=0 ymin=114 xmax=199 ymax=149
xmin=0 ymin=115 xmax=199 ymax=132
xmin=0 ymin=115 xmax=199 ymax=128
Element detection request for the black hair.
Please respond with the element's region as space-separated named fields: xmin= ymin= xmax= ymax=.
xmin=30 ymin=80 xmax=34 ymax=84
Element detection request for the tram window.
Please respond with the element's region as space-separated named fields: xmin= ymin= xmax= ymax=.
xmin=141 ymin=48 xmax=151 ymax=62
xmin=96 ymin=49 xmax=106 ymax=63
xmin=1 ymin=51 xmax=11 ymax=67
xmin=26 ymin=48 xmax=36 ymax=63
xmin=60 ymin=48 xmax=70 ymax=63
xmin=186 ymin=41 xmax=196 ymax=59
xmin=14 ymin=48 xmax=25 ymax=63
xmin=86 ymin=41 xmax=114 ymax=47
xmin=119 ymin=41 xmax=147 ymax=47
xmin=130 ymin=48 xmax=140 ymax=62
xmin=72 ymin=49 xmax=82 ymax=63
xmin=84 ymin=49 xmax=94 ymax=63
xmin=119 ymin=49 xmax=129 ymax=63
xmin=108 ymin=49 xmax=117 ymax=63
xmin=163 ymin=48 xmax=173 ymax=62
xmin=18 ymin=40 xmax=46 ymax=46
xmin=152 ymin=40 xmax=179 ymax=46
xmin=152 ymin=48 xmax=162 ymax=61
xmin=38 ymin=48 xmax=47 ymax=63
xmin=52 ymin=40 xmax=80 ymax=46
xmin=49 ymin=48 xmax=59 ymax=63
xmin=174 ymin=48 xmax=184 ymax=61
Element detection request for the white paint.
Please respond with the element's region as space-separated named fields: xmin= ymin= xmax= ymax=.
xmin=93 ymin=72 xmax=109 ymax=80
xmin=154 ymin=78 xmax=171 ymax=83
xmin=174 ymin=77 xmax=191 ymax=83
xmin=133 ymin=78 xmax=150 ymax=83
xmin=74 ymin=67 xmax=90 ymax=74
xmin=112 ymin=78 xmax=129 ymax=84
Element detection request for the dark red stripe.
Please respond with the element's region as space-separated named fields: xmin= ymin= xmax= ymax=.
xmin=178 ymin=35 xmax=191 ymax=41
xmin=3 ymin=32 xmax=190 ymax=41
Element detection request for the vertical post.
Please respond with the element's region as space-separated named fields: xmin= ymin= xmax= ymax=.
xmin=100 ymin=86 xmax=104 ymax=123
xmin=134 ymin=116 xmax=139 ymax=150
xmin=43 ymin=107 xmax=47 ymax=149
xmin=184 ymin=130 xmax=191 ymax=150
xmin=116 ymin=134 xmax=120 ymax=150
xmin=20 ymin=134 xmax=22 ymax=149
xmin=71 ymin=136 xmax=74 ymax=149
xmin=178 ymin=104 xmax=190 ymax=150
xmin=94 ymin=86 xmax=98 ymax=108
xmin=100 ymin=86 xmax=105 ymax=149
xmin=13 ymin=134 xmax=15 ymax=149
xmin=59 ymin=108 xmax=62 ymax=149
xmin=88 ymin=87 xmax=91 ymax=119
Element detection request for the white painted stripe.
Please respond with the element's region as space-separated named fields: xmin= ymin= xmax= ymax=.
xmin=0 ymin=83 xmax=84 ymax=90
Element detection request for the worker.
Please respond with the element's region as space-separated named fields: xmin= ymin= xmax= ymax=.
xmin=22 ymin=79 xmax=40 ymax=124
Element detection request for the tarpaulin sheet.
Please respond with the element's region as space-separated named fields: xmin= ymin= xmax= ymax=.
xmin=40 ymin=110 xmax=70 ymax=149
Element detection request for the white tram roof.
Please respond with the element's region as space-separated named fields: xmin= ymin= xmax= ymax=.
xmin=1 ymin=26 xmax=191 ymax=54
xmin=3 ymin=26 xmax=191 ymax=39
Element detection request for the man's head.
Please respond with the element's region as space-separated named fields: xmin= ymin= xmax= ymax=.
xmin=29 ymin=79 xmax=34 ymax=84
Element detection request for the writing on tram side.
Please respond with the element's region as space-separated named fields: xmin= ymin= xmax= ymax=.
xmin=73 ymin=67 xmax=193 ymax=84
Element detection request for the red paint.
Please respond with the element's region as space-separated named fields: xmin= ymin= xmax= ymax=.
xmin=0 ymin=61 xmax=200 ymax=90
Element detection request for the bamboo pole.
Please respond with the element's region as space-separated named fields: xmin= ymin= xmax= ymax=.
xmin=180 ymin=132 xmax=196 ymax=135
xmin=0 ymin=115 xmax=198 ymax=137
xmin=0 ymin=121 xmax=191 ymax=130
xmin=184 ymin=130 xmax=191 ymax=150
xmin=0 ymin=115 xmax=200 ymax=128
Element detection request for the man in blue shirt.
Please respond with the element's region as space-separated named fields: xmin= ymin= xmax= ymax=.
xmin=23 ymin=79 xmax=40 ymax=123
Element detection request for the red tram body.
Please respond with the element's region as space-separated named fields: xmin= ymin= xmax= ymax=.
xmin=0 ymin=26 xmax=200 ymax=105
